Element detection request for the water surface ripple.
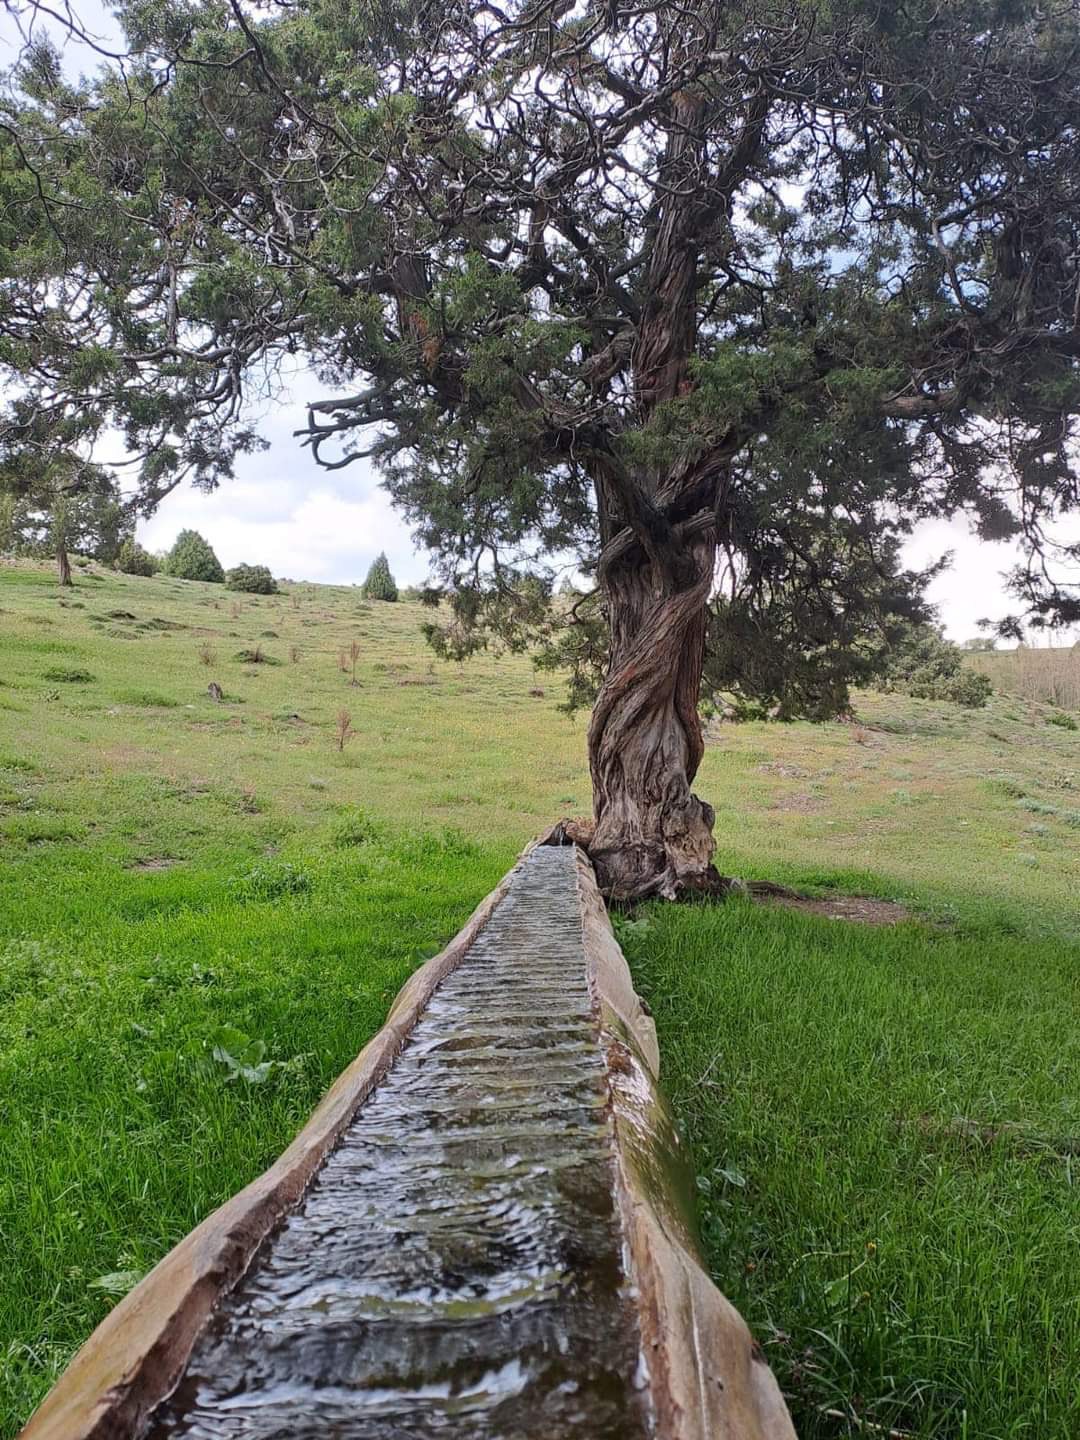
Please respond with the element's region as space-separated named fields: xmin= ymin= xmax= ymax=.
xmin=146 ymin=846 xmax=651 ymax=1439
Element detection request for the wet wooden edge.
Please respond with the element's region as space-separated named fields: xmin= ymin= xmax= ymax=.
xmin=572 ymin=847 xmax=798 ymax=1440
xmin=20 ymin=849 xmax=531 ymax=1440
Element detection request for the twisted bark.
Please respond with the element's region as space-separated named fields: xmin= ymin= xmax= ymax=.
xmin=587 ymin=528 xmax=719 ymax=901
xmin=585 ymin=71 xmax=723 ymax=902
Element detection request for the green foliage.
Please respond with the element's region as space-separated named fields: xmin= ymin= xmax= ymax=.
xmin=115 ymin=538 xmax=160 ymax=576
xmin=1 ymin=0 xmax=1078 ymax=716
xmin=225 ymin=564 xmax=278 ymax=594
xmin=883 ymin=625 xmax=994 ymax=708
xmin=164 ymin=530 xmax=225 ymax=584
xmin=361 ymin=552 xmax=398 ymax=602
xmin=0 ymin=463 xmax=128 ymax=565
xmin=329 ymin=808 xmax=385 ymax=848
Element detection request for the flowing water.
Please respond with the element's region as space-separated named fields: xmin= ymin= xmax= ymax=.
xmin=146 ymin=845 xmax=652 ymax=1439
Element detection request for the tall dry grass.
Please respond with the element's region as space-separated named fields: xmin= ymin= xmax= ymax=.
xmin=968 ymin=643 xmax=1080 ymax=709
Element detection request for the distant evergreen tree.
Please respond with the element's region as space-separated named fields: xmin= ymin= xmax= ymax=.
xmin=116 ymin=538 xmax=160 ymax=576
xmin=362 ymin=552 xmax=398 ymax=602
xmin=0 ymin=460 xmax=127 ymax=584
xmin=165 ymin=530 xmax=225 ymax=583
xmin=226 ymin=563 xmax=278 ymax=594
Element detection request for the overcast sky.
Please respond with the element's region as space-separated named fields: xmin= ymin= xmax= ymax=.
xmin=3 ymin=2 xmax=1077 ymax=642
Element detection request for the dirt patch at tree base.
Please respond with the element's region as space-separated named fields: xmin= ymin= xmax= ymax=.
xmin=748 ymin=884 xmax=910 ymax=925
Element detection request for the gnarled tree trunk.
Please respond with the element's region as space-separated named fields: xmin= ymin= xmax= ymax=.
xmin=587 ymin=527 xmax=720 ymax=901
xmin=584 ymin=70 xmax=743 ymax=901
xmin=57 ymin=541 xmax=72 ymax=587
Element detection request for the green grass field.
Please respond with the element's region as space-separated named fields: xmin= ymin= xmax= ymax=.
xmin=1 ymin=557 xmax=1078 ymax=1438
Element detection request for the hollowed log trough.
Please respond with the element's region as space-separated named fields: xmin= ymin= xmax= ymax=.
xmin=22 ymin=842 xmax=795 ymax=1440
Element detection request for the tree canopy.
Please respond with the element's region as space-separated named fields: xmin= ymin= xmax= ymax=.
xmin=226 ymin=562 xmax=278 ymax=593
xmin=164 ymin=528 xmax=225 ymax=582
xmin=2 ymin=0 xmax=1079 ymax=892
xmin=0 ymin=457 xmax=127 ymax=566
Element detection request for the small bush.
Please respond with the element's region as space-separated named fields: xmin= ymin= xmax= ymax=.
xmin=234 ymin=647 xmax=279 ymax=665
xmin=330 ymin=809 xmax=384 ymax=848
xmin=164 ymin=530 xmax=225 ymax=583
xmin=939 ymin=669 xmax=994 ymax=709
xmin=883 ymin=625 xmax=993 ymax=708
xmin=226 ymin=564 xmax=278 ymax=595
xmin=362 ymin=552 xmax=398 ymax=602
xmin=42 ymin=666 xmax=94 ymax=683
xmin=1047 ymin=710 xmax=1078 ymax=731
xmin=115 ymin=538 xmax=160 ymax=576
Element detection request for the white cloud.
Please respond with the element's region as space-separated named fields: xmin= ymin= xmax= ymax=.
xmin=139 ymin=463 xmax=426 ymax=587
xmin=903 ymin=515 xmax=1080 ymax=644
xmin=135 ymin=406 xmax=1080 ymax=636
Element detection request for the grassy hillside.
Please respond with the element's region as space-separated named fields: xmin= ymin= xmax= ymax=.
xmin=2 ymin=557 xmax=1079 ymax=1438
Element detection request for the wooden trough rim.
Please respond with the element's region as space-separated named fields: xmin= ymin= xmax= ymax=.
xmin=21 ymin=838 xmax=796 ymax=1440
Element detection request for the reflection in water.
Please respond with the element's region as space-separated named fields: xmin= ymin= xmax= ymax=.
xmin=147 ymin=847 xmax=651 ymax=1439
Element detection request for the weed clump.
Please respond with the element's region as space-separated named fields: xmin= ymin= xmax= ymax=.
xmin=231 ymin=861 xmax=312 ymax=901
xmin=42 ymin=666 xmax=94 ymax=683
xmin=330 ymin=809 xmax=384 ymax=848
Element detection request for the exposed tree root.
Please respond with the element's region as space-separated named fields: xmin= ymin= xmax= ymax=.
xmin=542 ymin=821 xmax=909 ymax=923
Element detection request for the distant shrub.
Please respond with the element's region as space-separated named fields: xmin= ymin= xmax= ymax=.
xmin=164 ymin=530 xmax=225 ymax=583
xmin=335 ymin=708 xmax=354 ymax=751
xmin=1047 ymin=710 xmax=1078 ymax=731
xmin=116 ymin=538 xmax=160 ymax=576
xmin=234 ymin=647 xmax=279 ymax=665
xmin=883 ymin=625 xmax=993 ymax=708
xmin=941 ymin=669 xmax=994 ymax=708
xmin=362 ymin=552 xmax=398 ymax=602
xmin=226 ymin=563 xmax=278 ymax=594
xmin=42 ymin=666 xmax=94 ymax=683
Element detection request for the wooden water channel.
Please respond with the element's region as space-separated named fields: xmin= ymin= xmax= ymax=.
xmin=23 ymin=843 xmax=795 ymax=1440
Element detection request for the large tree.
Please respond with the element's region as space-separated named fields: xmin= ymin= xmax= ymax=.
xmin=2 ymin=0 xmax=1079 ymax=896
xmin=0 ymin=455 xmax=127 ymax=583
